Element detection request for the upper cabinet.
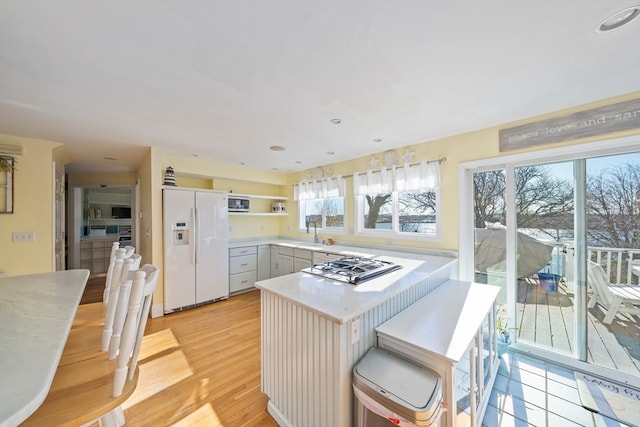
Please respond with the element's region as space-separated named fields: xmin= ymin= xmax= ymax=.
xmin=88 ymin=189 xmax=131 ymax=206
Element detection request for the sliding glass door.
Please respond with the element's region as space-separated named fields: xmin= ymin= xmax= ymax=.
xmin=467 ymin=145 xmax=640 ymax=379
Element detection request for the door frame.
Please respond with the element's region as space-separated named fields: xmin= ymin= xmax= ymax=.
xmin=458 ymin=134 xmax=640 ymax=387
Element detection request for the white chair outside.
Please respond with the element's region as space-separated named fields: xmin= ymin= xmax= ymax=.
xmin=587 ymin=260 xmax=640 ymax=324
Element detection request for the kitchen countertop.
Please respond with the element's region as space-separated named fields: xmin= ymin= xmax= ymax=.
xmin=376 ymin=280 xmax=500 ymax=363
xmin=229 ymin=238 xmax=457 ymax=258
xmin=255 ymin=251 xmax=457 ymax=324
xmin=0 ymin=270 xmax=90 ymax=427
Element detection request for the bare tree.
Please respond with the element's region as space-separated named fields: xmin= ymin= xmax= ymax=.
xmin=587 ymin=163 xmax=640 ymax=248
xmin=364 ymin=194 xmax=391 ymax=228
xmin=473 ymin=170 xmax=506 ymax=228
xmin=514 ymin=166 xmax=574 ymax=236
xmin=473 ymin=166 xmax=574 ymax=239
xmin=324 ymin=198 xmax=344 ymax=228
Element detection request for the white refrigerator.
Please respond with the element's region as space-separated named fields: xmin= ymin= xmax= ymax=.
xmin=163 ymin=188 xmax=229 ymax=313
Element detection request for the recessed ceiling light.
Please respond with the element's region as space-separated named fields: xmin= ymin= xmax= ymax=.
xmin=270 ymin=145 xmax=286 ymax=151
xmin=327 ymin=151 xmax=335 ymax=155
xmin=104 ymin=157 xmax=116 ymax=161
xmin=373 ymin=139 xmax=382 ymax=143
xmin=596 ymin=6 xmax=640 ymax=32
xmin=272 ymin=167 xmax=279 ymax=171
xmin=192 ymin=154 xmax=198 ymax=157
xmin=330 ymin=118 xmax=342 ymax=125
xmin=295 ymin=161 xmax=302 ymax=164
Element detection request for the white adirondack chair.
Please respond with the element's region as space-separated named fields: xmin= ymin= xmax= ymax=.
xmin=587 ymin=260 xmax=640 ymax=324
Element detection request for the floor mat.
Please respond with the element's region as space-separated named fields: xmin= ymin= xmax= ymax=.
xmin=575 ymin=372 xmax=640 ymax=427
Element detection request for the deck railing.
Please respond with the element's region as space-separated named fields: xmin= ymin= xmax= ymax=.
xmin=561 ymin=243 xmax=640 ymax=285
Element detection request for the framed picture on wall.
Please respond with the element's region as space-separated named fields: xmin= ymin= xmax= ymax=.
xmin=0 ymin=156 xmax=14 ymax=214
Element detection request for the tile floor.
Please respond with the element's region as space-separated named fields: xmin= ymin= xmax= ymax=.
xmin=482 ymin=351 xmax=636 ymax=427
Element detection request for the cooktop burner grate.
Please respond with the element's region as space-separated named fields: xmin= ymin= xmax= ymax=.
xmin=303 ymin=257 xmax=402 ymax=284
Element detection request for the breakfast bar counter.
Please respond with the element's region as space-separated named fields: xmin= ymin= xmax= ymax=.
xmin=0 ymin=270 xmax=89 ymax=427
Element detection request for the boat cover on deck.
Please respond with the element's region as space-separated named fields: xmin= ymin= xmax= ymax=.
xmin=474 ymin=226 xmax=553 ymax=278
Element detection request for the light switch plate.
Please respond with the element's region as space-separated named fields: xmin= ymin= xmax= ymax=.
xmin=12 ymin=231 xmax=35 ymax=242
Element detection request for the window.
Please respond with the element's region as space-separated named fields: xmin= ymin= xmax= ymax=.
xmin=357 ymin=189 xmax=438 ymax=237
xmin=293 ymin=176 xmax=346 ymax=233
xmin=354 ymin=160 xmax=440 ymax=238
xmin=298 ymin=197 xmax=345 ymax=231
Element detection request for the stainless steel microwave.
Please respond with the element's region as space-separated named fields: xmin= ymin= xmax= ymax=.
xmin=228 ymin=195 xmax=250 ymax=212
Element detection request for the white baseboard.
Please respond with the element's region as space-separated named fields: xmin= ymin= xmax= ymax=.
xmin=267 ymin=400 xmax=294 ymax=427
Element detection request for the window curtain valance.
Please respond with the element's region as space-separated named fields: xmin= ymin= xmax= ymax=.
xmin=293 ymin=176 xmax=346 ymax=201
xmin=353 ymin=160 xmax=440 ymax=196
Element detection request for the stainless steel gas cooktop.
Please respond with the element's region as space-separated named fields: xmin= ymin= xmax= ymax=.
xmin=302 ymin=256 xmax=402 ymax=284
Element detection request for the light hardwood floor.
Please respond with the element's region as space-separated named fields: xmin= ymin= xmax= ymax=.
xmin=121 ymin=290 xmax=278 ymax=426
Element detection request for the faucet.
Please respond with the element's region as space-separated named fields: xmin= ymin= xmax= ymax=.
xmin=306 ymin=221 xmax=320 ymax=244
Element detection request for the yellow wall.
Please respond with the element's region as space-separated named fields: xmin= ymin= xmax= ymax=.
xmin=0 ymin=135 xmax=60 ymax=275
xmin=283 ymin=92 xmax=640 ymax=252
xmin=2 ymin=93 xmax=638 ymax=300
xmin=68 ymin=172 xmax=137 ymax=186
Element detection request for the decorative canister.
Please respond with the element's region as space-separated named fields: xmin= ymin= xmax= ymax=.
xmin=272 ymin=202 xmax=281 ymax=212
xmin=163 ymin=166 xmax=176 ymax=186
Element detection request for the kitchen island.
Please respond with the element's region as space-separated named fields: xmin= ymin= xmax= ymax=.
xmin=255 ymin=250 xmax=457 ymax=427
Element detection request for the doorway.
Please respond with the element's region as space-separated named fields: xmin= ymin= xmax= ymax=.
xmin=67 ymin=185 xmax=135 ymax=276
xmin=460 ymin=137 xmax=640 ymax=384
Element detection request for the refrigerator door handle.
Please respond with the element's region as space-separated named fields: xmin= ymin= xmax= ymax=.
xmin=192 ymin=207 xmax=197 ymax=264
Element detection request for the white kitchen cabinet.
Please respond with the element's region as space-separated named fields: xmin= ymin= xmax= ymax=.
xmin=79 ymin=236 xmax=118 ymax=274
xmin=257 ymin=245 xmax=271 ymax=281
xmin=312 ymin=251 xmax=342 ymax=264
xmin=271 ymin=245 xmax=313 ymax=277
xmin=229 ymin=246 xmax=258 ymax=294
xmin=270 ymin=245 xmax=280 ymax=277
xmin=376 ymin=281 xmax=500 ymax=427
xmin=277 ymin=253 xmax=294 ymax=276
xmin=293 ymin=248 xmax=312 ymax=271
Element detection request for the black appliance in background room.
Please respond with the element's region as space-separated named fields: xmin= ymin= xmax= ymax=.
xmin=111 ymin=206 xmax=131 ymax=218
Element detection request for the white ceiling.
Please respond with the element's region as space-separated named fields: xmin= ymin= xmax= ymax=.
xmin=1 ymin=1 xmax=639 ymax=174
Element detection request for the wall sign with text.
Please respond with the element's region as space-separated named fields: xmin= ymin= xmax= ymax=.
xmin=499 ymin=98 xmax=640 ymax=152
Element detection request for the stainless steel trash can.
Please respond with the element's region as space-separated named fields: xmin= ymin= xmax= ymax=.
xmin=353 ymin=347 xmax=444 ymax=427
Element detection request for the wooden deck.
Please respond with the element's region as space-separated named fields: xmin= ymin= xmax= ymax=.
xmin=516 ymin=276 xmax=640 ymax=377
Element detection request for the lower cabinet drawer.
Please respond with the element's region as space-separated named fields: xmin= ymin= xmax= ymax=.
xmin=230 ymin=270 xmax=257 ymax=293
xmin=230 ymin=254 xmax=257 ymax=274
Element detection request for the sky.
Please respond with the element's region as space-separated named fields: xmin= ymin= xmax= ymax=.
xmin=545 ymin=151 xmax=640 ymax=182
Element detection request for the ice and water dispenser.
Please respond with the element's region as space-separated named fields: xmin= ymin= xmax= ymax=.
xmin=171 ymin=221 xmax=190 ymax=245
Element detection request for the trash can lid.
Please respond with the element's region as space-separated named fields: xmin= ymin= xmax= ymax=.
xmin=353 ymin=347 xmax=442 ymax=414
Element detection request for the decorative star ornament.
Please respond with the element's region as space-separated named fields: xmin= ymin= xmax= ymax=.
xmin=402 ymin=149 xmax=415 ymax=165
xmin=368 ymin=156 xmax=379 ymax=170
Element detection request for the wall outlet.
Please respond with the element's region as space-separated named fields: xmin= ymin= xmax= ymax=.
xmin=12 ymin=231 xmax=35 ymax=243
xmin=350 ymin=317 xmax=360 ymax=344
